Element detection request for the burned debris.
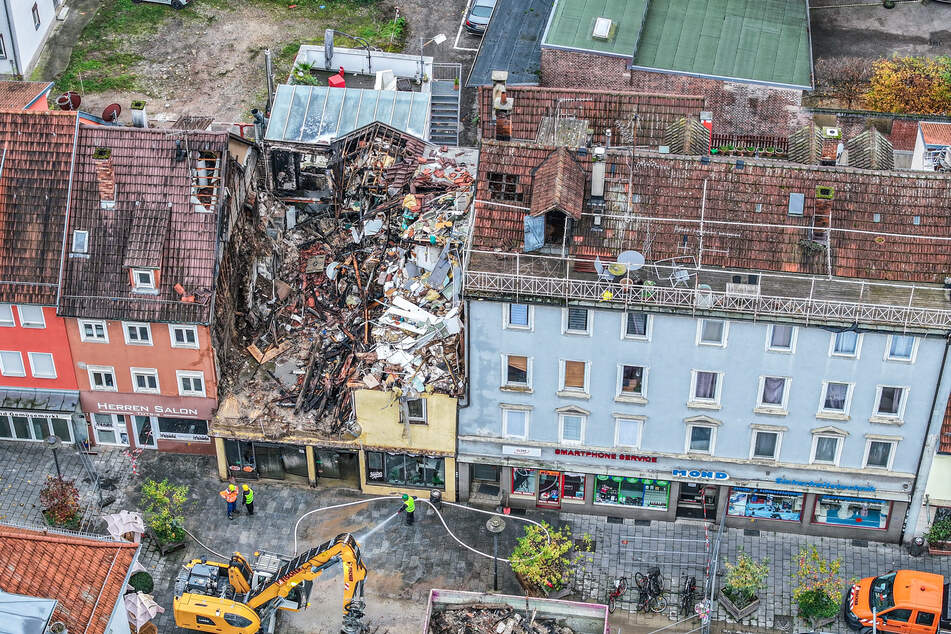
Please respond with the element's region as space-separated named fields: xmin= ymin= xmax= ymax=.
xmin=429 ymin=604 xmax=580 ymax=634
xmin=215 ymin=123 xmax=475 ymax=440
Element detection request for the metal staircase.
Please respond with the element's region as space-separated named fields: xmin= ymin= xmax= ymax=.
xmin=429 ymin=63 xmax=462 ymax=146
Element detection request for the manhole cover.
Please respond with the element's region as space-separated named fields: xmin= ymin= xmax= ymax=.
xmin=744 ymin=529 xmax=760 ymax=536
xmin=774 ymin=614 xmax=794 ymax=632
xmin=635 ymin=519 xmax=652 ymax=527
xmin=852 ymin=539 xmax=869 ymax=548
xmin=606 ymin=516 xmax=624 ymax=524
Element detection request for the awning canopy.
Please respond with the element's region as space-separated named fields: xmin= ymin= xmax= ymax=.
xmin=265 ymin=85 xmax=430 ymax=145
xmin=0 ymin=388 xmax=79 ymax=413
xmin=926 ymin=454 xmax=951 ymax=506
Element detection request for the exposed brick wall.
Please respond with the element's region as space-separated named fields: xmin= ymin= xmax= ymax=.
xmin=540 ymin=48 xmax=810 ymax=137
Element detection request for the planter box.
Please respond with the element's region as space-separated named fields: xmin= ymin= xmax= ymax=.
xmin=804 ymin=615 xmax=837 ymax=630
xmin=928 ymin=542 xmax=951 ymax=555
xmin=145 ymin=527 xmax=186 ymax=556
xmin=718 ymin=590 xmax=761 ymax=621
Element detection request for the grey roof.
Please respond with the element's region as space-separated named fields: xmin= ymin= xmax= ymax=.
xmin=467 ymin=0 xmax=551 ymax=86
xmin=0 ymin=590 xmax=56 ymax=634
xmin=0 ymin=388 xmax=79 ymax=413
xmin=265 ymin=85 xmax=431 ymax=145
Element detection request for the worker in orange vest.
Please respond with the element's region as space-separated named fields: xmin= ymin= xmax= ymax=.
xmin=220 ymin=484 xmax=238 ymax=520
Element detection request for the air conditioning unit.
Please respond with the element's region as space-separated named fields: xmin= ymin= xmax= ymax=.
xmin=822 ymin=127 xmax=841 ymax=139
xmin=592 ymin=17 xmax=612 ymax=40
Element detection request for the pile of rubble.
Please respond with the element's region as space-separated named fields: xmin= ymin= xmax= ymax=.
xmin=429 ymin=604 xmax=579 ymax=634
xmin=216 ymin=128 xmax=475 ymax=439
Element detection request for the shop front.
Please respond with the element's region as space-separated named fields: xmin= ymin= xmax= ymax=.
xmin=361 ymin=449 xmax=455 ymax=501
xmin=0 ymin=388 xmax=83 ymax=444
xmin=80 ymin=392 xmax=216 ymax=454
xmin=221 ymin=439 xmax=360 ymax=486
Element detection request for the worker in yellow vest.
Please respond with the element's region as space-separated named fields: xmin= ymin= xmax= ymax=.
xmin=241 ymin=484 xmax=255 ymax=516
xmin=220 ymin=484 xmax=238 ymax=520
xmin=398 ymin=494 xmax=416 ymax=525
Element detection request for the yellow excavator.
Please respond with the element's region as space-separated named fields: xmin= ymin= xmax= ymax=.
xmin=172 ymin=533 xmax=368 ymax=633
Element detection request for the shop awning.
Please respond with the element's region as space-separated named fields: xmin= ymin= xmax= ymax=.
xmin=926 ymin=454 xmax=951 ymax=506
xmin=0 ymin=388 xmax=79 ymax=413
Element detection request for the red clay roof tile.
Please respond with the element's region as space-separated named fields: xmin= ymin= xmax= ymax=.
xmin=529 ymin=147 xmax=586 ymax=220
xmin=920 ymin=122 xmax=951 ymax=147
xmin=0 ymin=81 xmax=53 ymax=109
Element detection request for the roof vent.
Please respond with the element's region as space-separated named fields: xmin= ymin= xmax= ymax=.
xmin=822 ymin=127 xmax=841 ymax=139
xmin=131 ymin=100 xmax=147 ymax=128
xmin=591 ymin=147 xmax=606 ymax=198
xmin=592 ymin=17 xmax=612 ymax=40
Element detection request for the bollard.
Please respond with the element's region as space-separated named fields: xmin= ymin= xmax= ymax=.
xmin=430 ymin=489 xmax=442 ymax=511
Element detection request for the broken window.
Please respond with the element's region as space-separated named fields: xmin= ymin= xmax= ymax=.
xmin=486 ymin=172 xmax=522 ymax=202
xmin=192 ymin=151 xmax=220 ymax=213
xmin=544 ymin=211 xmax=567 ymax=247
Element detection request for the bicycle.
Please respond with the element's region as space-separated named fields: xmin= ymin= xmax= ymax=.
xmin=606 ymin=576 xmax=628 ymax=613
xmin=680 ymin=575 xmax=698 ymax=616
xmin=634 ymin=567 xmax=668 ymax=613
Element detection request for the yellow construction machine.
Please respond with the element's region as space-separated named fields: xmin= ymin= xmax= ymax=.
xmin=173 ymin=533 xmax=368 ymax=633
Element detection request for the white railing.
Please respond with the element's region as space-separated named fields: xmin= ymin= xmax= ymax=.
xmin=464 ymin=270 xmax=951 ymax=329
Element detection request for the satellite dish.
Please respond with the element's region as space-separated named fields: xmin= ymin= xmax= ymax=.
xmin=55 ymin=91 xmax=81 ymax=111
xmin=102 ymin=103 xmax=122 ymax=123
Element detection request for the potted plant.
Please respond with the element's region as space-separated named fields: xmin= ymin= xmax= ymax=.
xmin=926 ymin=516 xmax=951 ymax=554
xmin=453 ymin=77 xmax=460 ymax=91
xmin=40 ymin=476 xmax=81 ymax=530
xmin=792 ymin=546 xmax=843 ymax=629
xmin=746 ymin=146 xmax=756 ymax=156
xmin=141 ymin=478 xmax=188 ymax=555
xmin=765 ymin=146 xmax=776 ymax=156
xmin=719 ymin=549 xmax=769 ymax=620
xmin=509 ymin=522 xmax=589 ymax=597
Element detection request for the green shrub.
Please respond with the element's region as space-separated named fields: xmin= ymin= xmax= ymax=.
xmin=792 ymin=546 xmax=843 ymax=621
xmin=510 ymin=522 xmax=590 ymax=593
xmin=40 ymin=476 xmax=81 ymax=528
xmin=141 ymin=478 xmax=188 ymax=544
xmin=722 ymin=549 xmax=769 ymax=608
xmin=129 ymin=571 xmax=154 ymax=594
xmin=927 ymin=516 xmax=951 ymax=544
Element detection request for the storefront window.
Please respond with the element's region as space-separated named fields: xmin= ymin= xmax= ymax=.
xmin=0 ymin=413 xmax=72 ymax=442
xmin=156 ymin=417 xmax=208 ymax=439
xmin=563 ymin=473 xmax=586 ymax=502
xmin=365 ymin=452 xmax=445 ymax=489
xmin=538 ymin=471 xmax=561 ymax=504
xmin=512 ymin=468 xmax=536 ymax=496
xmin=728 ymin=487 xmax=803 ymax=521
xmin=594 ymin=475 xmax=670 ymax=509
xmin=316 ymin=450 xmax=341 ymax=478
xmin=12 ymin=415 xmax=30 ymax=440
xmin=225 ymin=439 xmax=258 ymax=477
xmin=813 ymin=495 xmax=890 ymax=529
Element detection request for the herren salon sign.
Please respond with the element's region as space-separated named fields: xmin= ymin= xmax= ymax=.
xmin=555 ymin=448 xmax=658 ymax=463
xmin=96 ymin=402 xmax=200 ymax=417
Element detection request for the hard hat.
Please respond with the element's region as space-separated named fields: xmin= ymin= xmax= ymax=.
xmin=242 ymin=484 xmax=249 ymax=491
xmin=228 ymin=484 xmax=236 ymax=491
xmin=401 ymin=494 xmax=409 ymax=501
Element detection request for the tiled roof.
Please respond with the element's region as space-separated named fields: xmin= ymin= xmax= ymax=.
xmin=473 ymin=141 xmax=951 ymax=283
xmin=846 ymin=128 xmax=893 ymax=171
xmin=888 ymin=120 xmax=919 ymax=152
xmin=665 ymin=117 xmax=712 ymax=156
xmin=0 ymin=81 xmax=53 ymax=109
xmin=479 ymin=86 xmax=704 ymax=147
xmin=787 ymin=124 xmax=823 ymax=165
xmin=941 ymin=395 xmax=951 ymax=454
xmin=920 ymin=122 xmax=951 ymax=147
xmin=0 ymin=526 xmax=138 ymax=634
xmin=0 ymin=110 xmax=78 ymax=305
xmin=59 ymin=126 xmax=228 ymax=323
xmin=529 ymin=147 xmax=586 ymax=219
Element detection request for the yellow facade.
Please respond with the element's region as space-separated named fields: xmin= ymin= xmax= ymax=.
xmin=354 ymin=390 xmax=457 ymax=502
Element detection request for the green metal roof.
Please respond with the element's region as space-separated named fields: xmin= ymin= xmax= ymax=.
xmin=542 ymin=0 xmax=813 ymax=89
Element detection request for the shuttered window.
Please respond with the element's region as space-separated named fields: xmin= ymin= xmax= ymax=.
xmin=564 ymin=361 xmax=586 ymax=390
xmin=506 ymin=355 xmax=528 ymax=385
xmin=566 ymin=307 xmax=588 ymax=333
xmin=626 ymin=312 xmax=648 ymax=337
xmin=508 ymin=304 xmax=529 ymax=327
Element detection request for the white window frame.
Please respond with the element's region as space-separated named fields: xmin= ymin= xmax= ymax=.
xmin=620 ymin=311 xmax=652 ymax=341
xmin=615 ymin=363 xmax=648 ymax=403
xmin=817 ymin=381 xmax=854 ymax=419
xmin=17 ymin=305 xmax=45 ymax=329
xmin=884 ymin=334 xmax=919 ymax=363
xmin=688 ymin=370 xmax=723 ymax=409
xmin=130 ymin=367 xmax=160 ymax=394
xmin=404 ymin=398 xmax=427 ymax=425
xmin=27 ymin=352 xmax=56 ymax=379
xmin=169 ymin=324 xmax=199 ymax=349
xmin=176 ymin=370 xmax=206 ymax=397
xmin=749 ymin=427 xmax=784 ymax=460
xmin=500 ymin=353 xmax=533 ymax=391
xmin=810 ymin=433 xmax=844 ymax=466
xmin=122 ymin=322 xmax=153 ymax=346
xmin=88 ymin=365 xmax=117 ymax=392
xmin=871 ymin=385 xmax=908 ymax=423
xmin=501 ymin=406 xmax=530 ymax=439
xmin=558 ymin=412 xmax=586 ymax=445
xmin=79 ymin=319 xmax=109 ymax=343
xmin=132 ymin=269 xmax=156 ymax=291
xmin=0 ymin=304 xmax=13 ymax=327
xmin=829 ymin=331 xmax=863 ymax=358
xmin=558 ymin=359 xmax=590 ymax=398
xmin=71 ymin=230 xmax=89 ymax=254
xmin=755 ymin=375 xmax=790 ymax=414
xmin=502 ymin=303 xmax=534 ymax=331
xmin=685 ymin=423 xmax=718 ymax=455
xmin=862 ymin=436 xmax=899 ymax=470
xmin=562 ymin=307 xmax=592 ymax=336
xmin=0 ymin=350 xmax=25 ymax=377
xmin=766 ymin=324 xmax=798 ymax=353
xmin=0 ymin=34 xmax=6 ymax=60
xmin=696 ymin=319 xmax=728 ymax=347
xmin=614 ymin=416 xmax=644 ymax=449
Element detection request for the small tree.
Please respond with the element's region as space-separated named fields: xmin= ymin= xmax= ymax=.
xmin=40 ymin=476 xmax=81 ymax=529
xmin=141 ymin=478 xmax=188 ymax=544
xmin=814 ymin=56 xmax=875 ymax=109
xmin=864 ymin=56 xmax=951 ymax=114
xmin=510 ymin=522 xmax=590 ymax=594
xmin=722 ymin=549 xmax=769 ymax=609
xmin=792 ymin=546 xmax=843 ymax=625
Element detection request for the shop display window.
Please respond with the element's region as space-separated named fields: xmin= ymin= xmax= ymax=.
xmin=813 ymin=495 xmax=890 ymax=529
xmin=157 ymin=417 xmax=208 ymax=437
xmin=563 ymin=473 xmax=586 ymax=502
xmin=366 ymin=452 xmax=445 ymax=489
xmin=0 ymin=413 xmax=71 ymax=442
xmin=512 ymin=468 xmax=536 ymax=496
xmin=594 ymin=475 xmax=669 ymax=509
xmin=728 ymin=487 xmax=803 ymax=521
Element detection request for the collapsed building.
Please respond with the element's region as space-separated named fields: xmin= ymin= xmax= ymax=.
xmin=210 ymin=122 xmax=476 ymax=501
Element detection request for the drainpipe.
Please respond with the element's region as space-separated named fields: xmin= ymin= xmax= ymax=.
xmin=264 ymin=49 xmax=274 ymax=116
xmin=901 ymin=332 xmax=951 ymax=544
xmin=2 ymin=0 xmax=22 ymax=77
xmin=459 ymin=299 xmax=471 ymax=409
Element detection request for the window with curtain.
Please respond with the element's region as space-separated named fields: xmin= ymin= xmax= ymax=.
xmin=699 ymin=319 xmax=725 ymax=344
xmin=888 ymin=335 xmax=915 ymax=360
xmin=760 ymin=377 xmax=787 ymax=406
xmin=626 ymin=312 xmax=648 ymax=337
xmin=877 ymin=387 xmax=904 ymax=415
xmin=823 ymin=382 xmax=849 ymax=411
xmin=833 ymin=331 xmax=858 ymax=355
xmin=566 ymin=307 xmax=588 ymax=333
xmin=693 ymin=371 xmax=718 ymax=400
xmin=769 ymin=325 xmax=794 ymax=350
xmin=563 ymin=361 xmax=586 ymax=390
xmin=688 ymin=426 xmax=713 ymax=452
xmin=813 ymin=436 xmax=840 ymax=463
xmin=505 ymin=355 xmax=528 ymax=385
xmin=508 ymin=304 xmax=529 ymax=327
xmin=752 ymin=431 xmax=779 ymax=459
xmin=561 ymin=415 xmax=584 ymax=443
xmin=866 ymin=441 xmax=893 ymax=468
xmin=620 ymin=365 xmax=644 ymax=395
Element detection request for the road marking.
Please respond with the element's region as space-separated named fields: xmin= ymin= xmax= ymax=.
xmin=454 ymin=1 xmax=481 ymax=51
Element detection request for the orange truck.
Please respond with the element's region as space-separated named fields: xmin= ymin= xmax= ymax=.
xmin=845 ymin=571 xmax=951 ymax=634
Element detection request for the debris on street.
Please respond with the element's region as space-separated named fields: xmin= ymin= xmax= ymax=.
xmin=429 ymin=603 xmax=579 ymax=634
xmin=213 ymin=123 xmax=476 ymax=440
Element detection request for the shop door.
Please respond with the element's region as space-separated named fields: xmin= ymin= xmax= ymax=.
xmin=255 ymin=444 xmax=287 ymax=480
xmin=132 ymin=416 xmax=157 ymax=449
xmin=92 ymin=414 xmax=129 ymax=446
xmin=676 ymin=483 xmax=718 ymax=519
xmin=537 ymin=470 xmax=563 ymax=509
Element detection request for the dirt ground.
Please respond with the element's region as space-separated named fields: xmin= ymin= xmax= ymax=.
xmin=810 ymin=1 xmax=951 ymax=60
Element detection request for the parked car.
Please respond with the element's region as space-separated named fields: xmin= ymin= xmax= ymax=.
xmin=464 ymin=0 xmax=497 ymax=35
xmin=131 ymin=0 xmax=190 ymax=8
xmin=844 ymin=570 xmax=951 ymax=634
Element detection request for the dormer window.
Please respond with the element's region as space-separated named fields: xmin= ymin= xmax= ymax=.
xmin=132 ymin=269 xmax=155 ymax=291
xmin=71 ymin=230 xmax=88 ymax=254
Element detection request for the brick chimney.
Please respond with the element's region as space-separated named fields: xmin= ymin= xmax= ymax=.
xmin=491 ymin=70 xmax=513 ymax=141
xmin=92 ymin=147 xmax=116 ymax=209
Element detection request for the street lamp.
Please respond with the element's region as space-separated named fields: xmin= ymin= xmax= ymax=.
xmin=419 ymin=33 xmax=447 ymax=81
xmin=45 ymin=435 xmax=62 ymax=480
xmin=486 ymin=516 xmax=505 ymax=592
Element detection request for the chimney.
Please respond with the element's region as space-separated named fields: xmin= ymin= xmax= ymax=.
xmin=92 ymin=147 xmax=116 ymax=209
xmin=591 ymin=147 xmax=606 ymax=199
xmin=130 ymin=100 xmax=147 ymax=128
xmin=700 ymin=111 xmax=713 ymax=153
xmin=491 ymin=70 xmax=513 ymax=141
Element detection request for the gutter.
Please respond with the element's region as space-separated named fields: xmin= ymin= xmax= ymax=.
xmin=2 ymin=0 xmax=21 ymax=77
xmin=55 ymin=111 xmax=81 ymax=310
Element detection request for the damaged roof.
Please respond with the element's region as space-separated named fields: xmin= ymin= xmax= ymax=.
xmin=59 ymin=125 xmax=229 ymax=324
xmin=529 ymin=147 xmax=586 ymax=219
xmin=479 ymin=85 xmax=704 ymax=147
xmin=472 ymin=140 xmax=951 ymax=283
xmin=0 ymin=110 xmax=78 ymax=305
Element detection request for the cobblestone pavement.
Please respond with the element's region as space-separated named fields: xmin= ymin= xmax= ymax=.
xmin=5 ymin=441 xmax=951 ymax=634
